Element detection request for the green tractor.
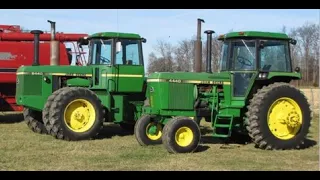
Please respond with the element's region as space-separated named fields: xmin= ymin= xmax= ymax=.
xmin=134 ymin=30 xmax=312 ymax=153
xmin=16 ymin=29 xmax=148 ymax=140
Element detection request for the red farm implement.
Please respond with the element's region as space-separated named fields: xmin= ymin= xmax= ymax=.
xmin=0 ymin=21 xmax=88 ymax=111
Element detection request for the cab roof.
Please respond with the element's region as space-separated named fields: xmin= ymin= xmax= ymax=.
xmin=88 ymin=32 xmax=141 ymax=39
xmin=218 ymin=31 xmax=290 ymax=40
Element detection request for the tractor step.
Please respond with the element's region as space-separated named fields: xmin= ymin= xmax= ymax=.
xmin=212 ymin=115 xmax=233 ymax=138
xmin=214 ymin=124 xmax=230 ymax=128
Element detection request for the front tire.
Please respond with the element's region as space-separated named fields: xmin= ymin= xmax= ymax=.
xmin=246 ymin=82 xmax=312 ymax=150
xmin=47 ymin=87 xmax=105 ymax=141
xmin=162 ymin=116 xmax=201 ymax=153
xmin=134 ymin=115 xmax=163 ymax=146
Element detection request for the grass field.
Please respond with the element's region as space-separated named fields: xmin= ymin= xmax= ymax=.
xmin=0 ymin=112 xmax=319 ymax=171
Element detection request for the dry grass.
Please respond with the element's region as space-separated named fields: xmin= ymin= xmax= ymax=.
xmin=0 ymin=112 xmax=319 ymax=171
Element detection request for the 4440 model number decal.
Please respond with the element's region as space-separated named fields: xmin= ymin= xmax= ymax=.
xmin=168 ymin=79 xmax=182 ymax=83
xmin=147 ymin=78 xmax=230 ymax=85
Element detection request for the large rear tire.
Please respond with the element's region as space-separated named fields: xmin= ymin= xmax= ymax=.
xmin=46 ymin=87 xmax=105 ymax=141
xmin=24 ymin=108 xmax=47 ymax=134
xmin=43 ymin=88 xmax=66 ymax=133
xmin=246 ymin=82 xmax=312 ymax=150
xmin=162 ymin=116 xmax=201 ymax=153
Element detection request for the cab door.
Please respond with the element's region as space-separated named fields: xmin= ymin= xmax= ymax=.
xmin=228 ymin=39 xmax=258 ymax=101
xmin=109 ymin=39 xmax=145 ymax=93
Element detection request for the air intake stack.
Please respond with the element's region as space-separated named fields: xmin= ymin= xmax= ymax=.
xmin=194 ymin=18 xmax=205 ymax=72
xmin=48 ymin=20 xmax=60 ymax=65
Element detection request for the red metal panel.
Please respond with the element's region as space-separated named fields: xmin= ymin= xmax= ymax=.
xmin=0 ymin=25 xmax=21 ymax=32
xmin=0 ymin=41 xmax=70 ymax=70
xmin=0 ymin=32 xmax=88 ymax=42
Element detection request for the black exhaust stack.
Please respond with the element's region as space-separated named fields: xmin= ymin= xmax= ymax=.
xmin=31 ymin=30 xmax=44 ymax=66
xmin=204 ymin=30 xmax=215 ymax=73
xmin=195 ymin=18 xmax=205 ymax=72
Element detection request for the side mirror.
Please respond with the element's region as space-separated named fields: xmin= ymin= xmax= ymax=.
xmin=141 ymin=38 xmax=147 ymax=43
xmin=116 ymin=41 xmax=122 ymax=54
xmin=259 ymin=41 xmax=265 ymax=49
xmin=289 ymin=39 xmax=297 ymax=45
xmin=78 ymin=37 xmax=89 ymax=46
xmin=294 ymin=67 xmax=300 ymax=73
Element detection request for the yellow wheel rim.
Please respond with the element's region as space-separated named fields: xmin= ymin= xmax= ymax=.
xmin=146 ymin=122 xmax=162 ymax=140
xmin=267 ymin=97 xmax=303 ymax=140
xmin=175 ymin=127 xmax=193 ymax=147
xmin=63 ymin=99 xmax=96 ymax=133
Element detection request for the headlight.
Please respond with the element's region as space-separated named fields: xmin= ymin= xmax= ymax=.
xmin=258 ymin=72 xmax=268 ymax=79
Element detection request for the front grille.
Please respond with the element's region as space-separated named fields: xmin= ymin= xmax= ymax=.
xmin=18 ymin=75 xmax=43 ymax=96
xmin=168 ymin=83 xmax=194 ymax=110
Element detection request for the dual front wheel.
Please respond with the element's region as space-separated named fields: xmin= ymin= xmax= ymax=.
xmin=134 ymin=115 xmax=201 ymax=153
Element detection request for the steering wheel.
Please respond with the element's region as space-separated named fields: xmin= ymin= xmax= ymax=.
xmin=237 ymin=56 xmax=253 ymax=66
xmin=100 ymin=56 xmax=110 ymax=64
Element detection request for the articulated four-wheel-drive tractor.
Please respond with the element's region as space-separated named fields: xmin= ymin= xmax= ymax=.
xmin=134 ymin=30 xmax=312 ymax=153
xmin=16 ymin=28 xmax=148 ymax=140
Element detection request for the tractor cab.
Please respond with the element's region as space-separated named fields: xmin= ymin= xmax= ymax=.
xmin=217 ymin=31 xmax=298 ymax=98
xmin=78 ymin=32 xmax=147 ymax=92
xmin=78 ymin=32 xmax=146 ymax=66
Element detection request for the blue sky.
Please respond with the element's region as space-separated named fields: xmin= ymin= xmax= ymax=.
xmin=1 ymin=9 xmax=319 ymax=66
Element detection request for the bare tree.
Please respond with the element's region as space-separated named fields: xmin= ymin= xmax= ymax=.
xmin=310 ymin=25 xmax=319 ymax=86
xmin=174 ymin=39 xmax=195 ymax=72
xmin=292 ymin=23 xmax=319 ymax=86
xmin=211 ymin=36 xmax=223 ymax=72
xmin=147 ymin=52 xmax=162 ymax=74
xmin=147 ymin=40 xmax=176 ymax=74
xmin=288 ymin=22 xmax=320 ymax=87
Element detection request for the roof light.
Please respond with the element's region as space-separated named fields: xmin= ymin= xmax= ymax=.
xmin=239 ymin=32 xmax=245 ymax=35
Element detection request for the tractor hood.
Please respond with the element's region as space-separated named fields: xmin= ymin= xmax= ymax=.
xmin=147 ymin=71 xmax=230 ymax=83
xmin=16 ymin=65 xmax=92 ymax=77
